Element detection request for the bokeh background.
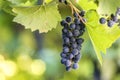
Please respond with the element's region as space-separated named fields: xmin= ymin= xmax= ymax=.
xmin=0 ymin=8 xmax=120 ymax=80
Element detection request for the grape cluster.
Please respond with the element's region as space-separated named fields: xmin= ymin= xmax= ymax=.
xmin=99 ymin=7 xmax=120 ymax=27
xmin=60 ymin=11 xmax=85 ymax=71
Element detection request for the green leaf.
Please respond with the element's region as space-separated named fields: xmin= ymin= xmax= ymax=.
xmin=77 ymin=0 xmax=97 ymax=11
xmin=58 ymin=3 xmax=72 ymax=19
xmin=97 ymin=0 xmax=120 ymax=15
xmin=12 ymin=2 xmax=61 ymax=33
xmin=85 ymin=10 xmax=120 ymax=65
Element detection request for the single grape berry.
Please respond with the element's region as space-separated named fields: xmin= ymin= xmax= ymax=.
xmin=66 ymin=66 xmax=71 ymax=71
xmin=107 ymin=20 xmax=114 ymax=27
xmin=72 ymin=63 xmax=79 ymax=69
xmin=67 ymin=31 xmax=73 ymax=37
xmin=68 ymin=53 xmax=74 ymax=59
xmin=73 ymin=12 xmax=78 ymax=17
xmin=60 ymin=20 xmax=66 ymax=26
xmin=99 ymin=17 xmax=106 ymax=24
xmin=61 ymin=58 xmax=67 ymax=64
xmin=66 ymin=16 xmax=72 ymax=23
xmin=63 ymin=37 xmax=70 ymax=44
xmin=72 ymin=49 xmax=79 ymax=55
xmin=74 ymin=18 xmax=81 ymax=24
xmin=79 ymin=10 xmax=85 ymax=17
xmin=65 ymin=60 xmax=72 ymax=67
xmin=73 ymin=30 xmax=80 ymax=37
xmin=63 ymin=47 xmax=69 ymax=53
xmin=70 ymin=23 xmax=76 ymax=29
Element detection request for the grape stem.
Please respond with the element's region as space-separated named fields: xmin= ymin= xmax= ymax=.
xmin=68 ymin=0 xmax=85 ymax=24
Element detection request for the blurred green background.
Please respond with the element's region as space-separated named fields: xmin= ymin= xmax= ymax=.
xmin=0 ymin=9 xmax=120 ymax=80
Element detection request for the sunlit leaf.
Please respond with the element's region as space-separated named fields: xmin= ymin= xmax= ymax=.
xmin=85 ymin=10 xmax=120 ymax=65
xmin=97 ymin=0 xmax=120 ymax=15
xmin=12 ymin=2 xmax=61 ymax=33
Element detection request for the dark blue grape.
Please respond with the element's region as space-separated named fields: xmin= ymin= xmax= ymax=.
xmin=70 ymin=37 xmax=76 ymax=42
xmin=66 ymin=16 xmax=72 ymax=23
xmin=74 ymin=53 xmax=81 ymax=63
xmin=64 ymin=23 xmax=69 ymax=28
xmin=68 ymin=53 xmax=74 ymax=59
xmin=72 ymin=49 xmax=79 ymax=55
xmin=72 ymin=42 xmax=78 ymax=48
xmin=75 ymin=25 xmax=81 ymax=30
xmin=99 ymin=17 xmax=106 ymax=24
xmin=74 ymin=18 xmax=80 ymax=24
xmin=107 ymin=20 xmax=114 ymax=27
xmin=63 ymin=37 xmax=70 ymax=44
xmin=66 ymin=66 xmax=71 ymax=71
xmin=60 ymin=20 xmax=66 ymax=26
xmin=63 ymin=47 xmax=69 ymax=53
xmin=112 ymin=16 xmax=118 ymax=22
xmin=72 ymin=63 xmax=79 ymax=69
xmin=73 ymin=30 xmax=80 ymax=37
xmin=65 ymin=60 xmax=72 ymax=67
xmin=60 ymin=52 xmax=67 ymax=58
xmin=67 ymin=31 xmax=73 ymax=37
xmin=73 ymin=12 xmax=78 ymax=17
xmin=61 ymin=58 xmax=67 ymax=64
xmin=62 ymin=28 xmax=68 ymax=33
xmin=70 ymin=23 xmax=76 ymax=29
xmin=79 ymin=10 xmax=85 ymax=17
xmin=76 ymin=38 xmax=84 ymax=44
xmin=77 ymin=45 xmax=82 ymax=50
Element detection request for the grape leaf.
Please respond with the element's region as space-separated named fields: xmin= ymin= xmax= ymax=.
xmin=77 ymin=0 xmax=97 ymax=11
xmin=85 ymin=10 xmax=120 ymax=65
xmin=97 ymin=0 xmax=120 ymax=15
xmin=12 ymin=2 xmax=61 ymax=33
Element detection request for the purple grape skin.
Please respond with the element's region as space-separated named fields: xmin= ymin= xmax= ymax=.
xmin=63 ymin=47 xmax=69 ymax=53
xmin=73 ymin=30 xmax=80 ymax=37
xmin=62 ymin=28 xmax=68 ymax=33
xmin=70 ymin=23 xmax=76 ymax=29
xmin=72 ymin=49 xmax=79 ymax=55
xmin=74 ymin=53 xmax=81 ymax=63
xmin=73 ymin=12 xmax=78 ymax=17
xmin=66 ymin=16 xmax=72 ymax=23
xmin=60 ymin=52 xmax=67 ymax=58
xmin=74 ymin=18 xmax=80 ymax=24
xmin=60 ymin=20 xmax=66 ymax=26
xmin=79 ymin=10 xmax=85 ymax=17
xmin=64 ymin=23 xmax=69 ymax=28
xmin=65 ymin=60 xmax=72 ymax=67
xmin=72 ymin=63 xmax=79 ymax=69
xmin=63 ymin=37 xmax=70 ymax=44
xmin=68 ymin=53 xmax=74 ymax=59
xmin=107 ymin=20 xmax=114 ymax=27
xmin=61 ymin=58 xmax=67 ymax=64
xmin=112 ymin=16 xmax=118 ymax=22
xmin=72 ymin=43 xmax=78 ymax=48
xmin=70 ymin=37 xmax=76 ymax=42
xmin=66 ymin=66 xmax=71 ymax=71
xmin=75 ymin=24 xmax=81 ymax=30
xmin=67 ymin=31 xmax=73 ymax=37
xmin=76 ymin=38 xmax=84 ymax=45
xmin=99 ymin=17 xmax=106 ymax=24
